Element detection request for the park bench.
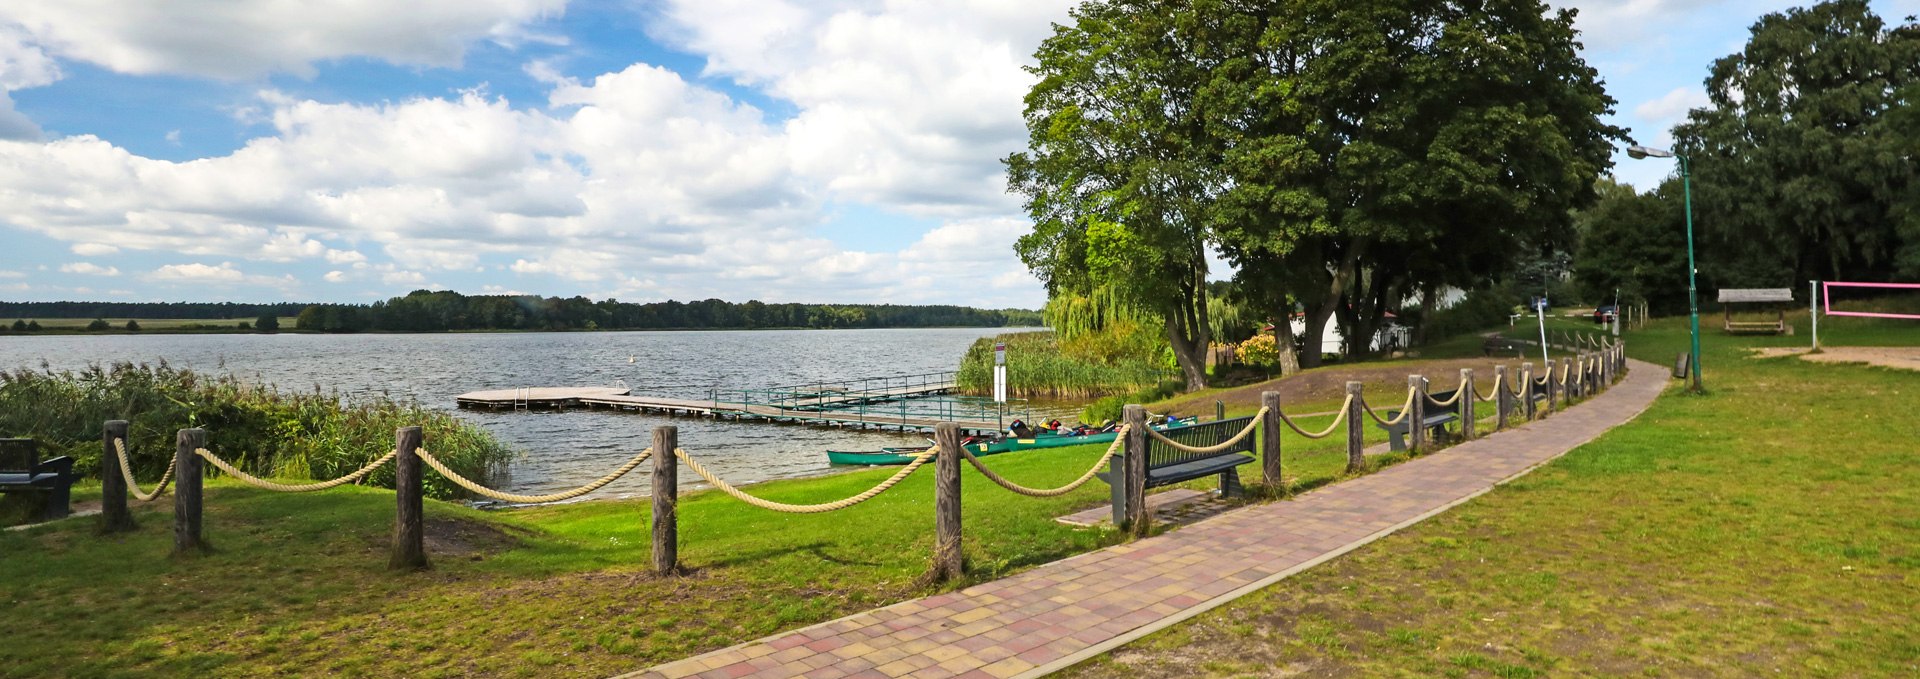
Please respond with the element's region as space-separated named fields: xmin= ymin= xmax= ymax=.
xmin=1482 ymin=336 xmax=1529 ymax=356
xmin=0 ymin=438 xmax=76 ymax=521
xmin=1098 ymin=416 xmax=1257 ymax=517
xmin=1376 ymin=382 xmax=1460 ymax=452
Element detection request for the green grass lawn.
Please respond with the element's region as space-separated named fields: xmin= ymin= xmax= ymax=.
xmin=0 ymin=387 xmax=1423 ymax=677
xmin=1066 ymin=314 xmax=1920 ymax=678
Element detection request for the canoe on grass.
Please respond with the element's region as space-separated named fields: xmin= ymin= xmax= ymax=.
xmin=825 ymin=417 xmax=1198 ymax=466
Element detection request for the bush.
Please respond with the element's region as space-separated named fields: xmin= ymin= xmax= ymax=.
xmin=1077 ymin=378 xmax=1184 ymax=424
xmin=1235 ymin=334 xmax=1280 ymax=368
xmin=123 ymin=320 xmax=141 ymax=332
xmin=87 ymin=319 xmax=110 ymax=331
xmin=0 ymin=363 xmax=513 ymax=500
xmin=956 ymin=332 xmax=1169 ymax=399
xmin=255 ymin=314 xmax=279 ymax=332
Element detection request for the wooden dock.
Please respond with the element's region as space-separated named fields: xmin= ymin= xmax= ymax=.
xmin=455 ymin=386 xmax=1006 ymax=434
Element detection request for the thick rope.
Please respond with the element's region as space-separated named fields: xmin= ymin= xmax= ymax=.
xmin=1276 ymin=395 xmax=1352 ymax=439
xmin=1475 ymin=372 xmax=1504 ymax=402
xmin=676 ymin=446 xmax=932 ymax=513
xmin=196 ymin=447 xmax=398 ymax=493
xmin=1362 ymin=388 xmax=1418 ymax=426
xmin=419 ymin=447 xmax=652 ymax=504
xmin=1428 ymin=385 xmax=1466 ymax=407
xmin=111 ymin=438 xmax=173 ymax=502
xmin=1144 ymin=408 xmax=1267 ymax=454
xmin=962 ymin=428 xmax=1126 ymax=497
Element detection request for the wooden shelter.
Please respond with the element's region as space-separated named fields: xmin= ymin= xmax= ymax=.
xmin=1718 ymin=288 xmax=1794 ymax=334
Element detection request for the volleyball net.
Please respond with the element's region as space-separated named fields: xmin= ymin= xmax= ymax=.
xmin=1822 ymin=281 xmax=1920 ymax=320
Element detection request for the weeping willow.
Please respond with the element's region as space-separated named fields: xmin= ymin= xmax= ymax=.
xmin=1043 ymin=286 xmax=1158 ymax=340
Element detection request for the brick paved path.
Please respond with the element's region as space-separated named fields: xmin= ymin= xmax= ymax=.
xmin=625 ymin=360 xmax=1668 ymax=679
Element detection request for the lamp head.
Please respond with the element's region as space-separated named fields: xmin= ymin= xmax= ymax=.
xmin=1627 ymin=145 xmax=1674 ymax=159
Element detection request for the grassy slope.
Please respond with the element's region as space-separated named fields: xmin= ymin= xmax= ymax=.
xmin=1066 ymin=314 xmax=1919 ymax=678
xmin=0 ymin=392 xmax=1414 ymax=678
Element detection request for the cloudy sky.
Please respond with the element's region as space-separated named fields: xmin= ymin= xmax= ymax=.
xmin=1 ymin=1 xmax=1915 ymax=306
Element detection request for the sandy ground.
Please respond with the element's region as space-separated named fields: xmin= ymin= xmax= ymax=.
xmin=1751 ymin=345 xmax=1920 ymax=372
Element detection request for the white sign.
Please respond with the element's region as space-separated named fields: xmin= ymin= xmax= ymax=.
xmin=993 ymin=365 xmax=1007 ymax=404
xmin=994 ymin=342 xmax=1006 ymax=366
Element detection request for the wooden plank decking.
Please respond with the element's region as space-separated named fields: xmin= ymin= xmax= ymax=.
xmin=454 ymin=387 xmax=1004 ymax=434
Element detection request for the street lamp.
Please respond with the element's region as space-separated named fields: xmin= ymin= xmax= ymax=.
xmin=1626 ymin=144 xmax=1702 ymax=393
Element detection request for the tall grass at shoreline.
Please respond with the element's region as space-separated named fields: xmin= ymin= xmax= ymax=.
xmin=956 ymin=331 xmax=1169 ymax=399
xmin=0 ymin=362 xmax=511 ymax=501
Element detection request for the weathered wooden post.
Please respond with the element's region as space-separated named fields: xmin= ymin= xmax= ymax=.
xmin=1407 ymin=375 xmax=1427 ymax=454
xmin=100 ymin=420 xmax=136 ymax=533
xmin=389 ymin=426 xmax=428 ymax=571
xmin=1459 ymin=369 xmax=1477 ymax=441
xmin=1344 ymin=382 xmax=1365 ymax=473
xmin=1494 ymin=365 xmax=1512 ymax=431
xmin=1260 ymin=391 xmax=1282 ymax=493
xmin=1559 ymin=358 xmax=1575 ymax=408
xmin=651 ymin=426 xmax=679 ymax=576
xmin=1122 ymin=405 xmax=1149 ymax=536
xmin=931 ymin=422 xmax=964 ymax=581
xmin=173 ymin=428 xmax=206 ymax=555
xmin=1521 ymin=362 xmax=1538 ymax=420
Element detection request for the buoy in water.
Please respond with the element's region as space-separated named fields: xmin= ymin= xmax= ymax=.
xmin=628 ymin=355 xmax=635 ymax=364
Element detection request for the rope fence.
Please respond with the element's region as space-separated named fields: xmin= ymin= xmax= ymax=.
xmin=87 ymin=341 xmax=1630 ymax=580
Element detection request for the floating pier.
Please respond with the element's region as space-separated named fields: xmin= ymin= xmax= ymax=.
xmin=456 ymin=372 xmax=1022 ymax=435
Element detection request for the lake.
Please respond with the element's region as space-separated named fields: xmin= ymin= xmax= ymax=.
xmin=0 ymin=328 xmax=1037 ymax=501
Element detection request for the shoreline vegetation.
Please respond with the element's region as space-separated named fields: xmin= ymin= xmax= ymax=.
xmin=0 ymin=363 xmax=512 ymax=512
xmin=0 ymin=291 xmax=1044 ymax=335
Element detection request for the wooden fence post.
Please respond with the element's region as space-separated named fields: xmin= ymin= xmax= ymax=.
xmin=389 ymin=426 xmax=428 ymax=571
xmin=1122 ymin=405 xmax=1149 ymax=536
xmin=1260 ymin=391 xmax=1282 ymax=493
xmin=1407 ymin=375 xmax=1427 ymax=454
xmin=100 ymin=420 xmax=136 ymax=533
xmin=173 ymin=428 xmax=206 ymax=556
xmin=1521 ymin=362 xmax=1537 ymax=420
xmin=1559 ymin=358 xmax=1574 ymax=408
xmin=1493 ymin=365 xmax=1511 ymax=431
xmin=1344 ymin=382 xmax=1365 ymax=473
xmin=651 ymin=426 xmax=679 ymax=576
xmin=1459 ymin=369 xmax=1476 ymax=441
xmin=931 ymin=423 xmax=964 ymax=581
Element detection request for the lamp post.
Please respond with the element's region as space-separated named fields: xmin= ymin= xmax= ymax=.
xmin=1627 ymin=144 xmax=1702 ymax=392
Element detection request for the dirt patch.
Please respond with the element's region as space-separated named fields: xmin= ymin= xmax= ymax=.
xmin=1163 ymin=355 xmax=1530 ymax=416
xmin=420 ymin=516 xmax=528 ymax=560
xmin=1749 ymin=345 xmax=1920 ymax=372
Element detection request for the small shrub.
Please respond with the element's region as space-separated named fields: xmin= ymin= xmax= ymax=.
xmin=87 ymin=319 xmax=110 ymax=331
xmin=1236 ymin=334 xmax=1280 ymax=368
xmin=123 ymin=320 xmax=141 ymax=332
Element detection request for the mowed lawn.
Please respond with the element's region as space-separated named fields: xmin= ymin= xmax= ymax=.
xmin=0 ymin=371 xmax=1428 ymax=677
xmin=1067 ymin=315 xmax=1920 ymax=678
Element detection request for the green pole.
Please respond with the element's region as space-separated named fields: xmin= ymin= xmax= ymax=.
xmin=1681 ymin=154 xmax=1702 ymax=392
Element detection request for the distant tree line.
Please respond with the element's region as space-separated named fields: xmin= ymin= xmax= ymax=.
xmin=0 ymin=301 xmax=309 ymax=320
xmin=292 ymin=290 xmax=1044 ymax=333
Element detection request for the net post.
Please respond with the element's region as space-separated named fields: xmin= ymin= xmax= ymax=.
xmin=931 ymin=423 xmax=964 ymax=582
xmin=651 ymin=426 xmax=679 ymax=576
xmin=100 ymin=420 xmax=136 ymax=533
xmin=389 ymin=426 xmax=429 ymax=571
xmin=173 ymin=428 xmax=207 ymax=556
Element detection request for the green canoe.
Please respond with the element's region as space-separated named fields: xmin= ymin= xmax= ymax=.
xmin=825 ymin=418 xmax=1196 ymax=466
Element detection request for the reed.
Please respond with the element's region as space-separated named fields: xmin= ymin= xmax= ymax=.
xmin=955 ymin=331 xmax=1169 ymax=399
xmin=0 ymin=362 xmax=511 ymax=500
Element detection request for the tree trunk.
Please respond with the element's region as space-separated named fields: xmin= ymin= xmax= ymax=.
xmin=1272 ymin=312 xmax=1300 ymax=375
xmin=1413 ymin=283 xmax=1439 ymax=346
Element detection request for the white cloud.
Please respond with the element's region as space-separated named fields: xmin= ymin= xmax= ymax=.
xmin=70 ymin=242 xmax=118 ymax=256
xmin=1635 ymin=86 xmax=1709 ymax=124
xmin=0 ymin=269 xmax=23 ymax=278
xmin=381 ymin=270 xmax=426 ymax=285
xmin=59 ymin=261 xmax=119 ymax=276
xmin=324 ymin=248 xmax=366 ymax=264
xmin=148 ymin=261 xmax=245 ymax=282
xmin=0 ymin=0 xmax=567 ymax=79
xmin=324 ymin=270 xmax=348 ymax=283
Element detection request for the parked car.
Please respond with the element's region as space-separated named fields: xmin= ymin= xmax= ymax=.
xmin=1593 ymin=305 xmax=1618 ymax=323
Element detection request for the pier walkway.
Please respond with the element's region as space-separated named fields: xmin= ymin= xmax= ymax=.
xmin=455 ymin=379 xmax=1006 ymax=435
xmin=621 ymin=360 xmax=1668 ymax=679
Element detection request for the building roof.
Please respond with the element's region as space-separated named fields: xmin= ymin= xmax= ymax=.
xmin=1718 ymin=288 xmax=1795 ymax=303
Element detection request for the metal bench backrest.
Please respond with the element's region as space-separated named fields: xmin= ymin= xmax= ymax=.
xmin=0 ymin=438 xmax=39 ymax=473
xmin=1145 ymin=417 xmax=1256 ymax=469
xmin=1423 ymin=389 xmax=1459 ymax=412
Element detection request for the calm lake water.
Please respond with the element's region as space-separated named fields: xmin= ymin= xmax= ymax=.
xmin=0 ymin=328 xmax=1035 ymax=501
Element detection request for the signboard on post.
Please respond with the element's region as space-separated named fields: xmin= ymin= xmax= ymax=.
xmin=993 ymin=342 xmax=1007 ymax=404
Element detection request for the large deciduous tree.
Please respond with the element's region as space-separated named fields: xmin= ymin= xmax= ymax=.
xmin=1674 ymin=0 xmax=1920 ymax=285
xmin=1009 ymin=0 xmax=1238 ymax=389
xmin=1210 ymin=0 xmax=1622 ymax=365
xmin=1572 ymin=177 xmax=1690 ymax=314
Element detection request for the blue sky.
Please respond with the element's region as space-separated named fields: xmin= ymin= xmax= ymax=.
xmin=0 ymin=0 xmax=1915 ymax=307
